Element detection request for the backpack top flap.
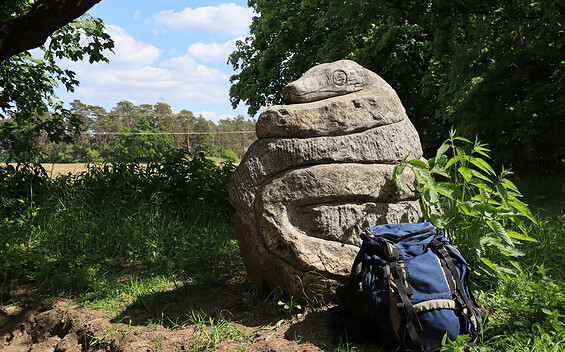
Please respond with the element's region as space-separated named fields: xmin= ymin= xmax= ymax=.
xmin=363 ymin=222 xmax=437 ymax=258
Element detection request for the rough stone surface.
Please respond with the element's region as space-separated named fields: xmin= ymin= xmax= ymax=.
xmin=257 ymin=92 xmax=406 ymax=138
xmin=230 ymin=118 xmax=422 ymax=222
xmin=229 ymin=60 xmax=424 ymax=296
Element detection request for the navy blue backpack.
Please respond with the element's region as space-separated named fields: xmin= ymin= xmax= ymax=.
xmin=349 ymin=222 xmax=483 ymax=351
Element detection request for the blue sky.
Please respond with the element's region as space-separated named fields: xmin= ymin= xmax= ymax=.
xmin=56 ymin=1 xmax=255 ymax=122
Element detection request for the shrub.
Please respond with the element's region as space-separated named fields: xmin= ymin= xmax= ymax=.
xmin=394 ymin=129 xmax=537 ymax=276
xmin=220 ymin=149 xmax=239 ymax=163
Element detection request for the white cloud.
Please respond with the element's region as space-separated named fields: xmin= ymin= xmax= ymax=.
xmin=55 ymin=23 xmax=245 ymax=120
xmin=196 ymin=111 xmax=236 ymax=122
xmin=100 ymin=25 xmax=162 ymax=68
xmin=76 ymin=67 xmax=177 ymax=89
xmin=188 ymin=37 xmax=244 ymax=62
xmin=161 ymin=55 xmax=229 ymax=81
xmin=152 ymin=3 xmax=254 ymax=35
xmin=63 ymin=57 xmax=230 ymax=107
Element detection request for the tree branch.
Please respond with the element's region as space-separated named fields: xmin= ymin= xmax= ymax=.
xmin=0 ymin=0 xmax=102 ymax=61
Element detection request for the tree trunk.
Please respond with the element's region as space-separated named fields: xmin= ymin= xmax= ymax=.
xmin=0 ymin=0 xmax=102 ymax=61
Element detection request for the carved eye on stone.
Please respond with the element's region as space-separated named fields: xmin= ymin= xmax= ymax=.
xmin=333 ymin=70 xmax=347 ymax=86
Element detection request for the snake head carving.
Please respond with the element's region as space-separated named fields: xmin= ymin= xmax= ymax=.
xmin=282 ymin=60 xmax=369 ymax=103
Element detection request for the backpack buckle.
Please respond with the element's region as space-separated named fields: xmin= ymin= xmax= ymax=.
xmin=431 ymin=239 xmax=443 ymax=249
xmin=384 ymin=242 xmax=400 ymax=261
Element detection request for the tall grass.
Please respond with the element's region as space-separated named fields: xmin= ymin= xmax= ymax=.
xmin=471 ymin=215 xmax=565 ymax=350
xmin=1 ymin=151 xmax=565 ymax=351
xmin=0 ymin=151 xmax=243 ymax=301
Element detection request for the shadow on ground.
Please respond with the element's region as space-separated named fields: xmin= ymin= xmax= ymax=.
xmin=111 ymin=281 xmax=346 ymax=350
xmin=0 ymin=272 xmax=392 ymax=351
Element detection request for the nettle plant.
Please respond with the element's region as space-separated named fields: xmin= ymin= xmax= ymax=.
xmin=393 ymin=129 xmax=537 ymax=277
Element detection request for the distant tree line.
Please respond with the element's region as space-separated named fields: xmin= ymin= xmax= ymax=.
xmin=20 ymin=100 xmax=257 ymax=163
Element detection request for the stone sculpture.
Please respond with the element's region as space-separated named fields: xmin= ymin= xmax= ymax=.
xmin=228 ymin=60 xmax=424 ymax=296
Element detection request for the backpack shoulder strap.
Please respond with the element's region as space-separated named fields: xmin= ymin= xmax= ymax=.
xmin=384 ymin=242 xmax=423 ymax=352
xmin=430 ymin=239 xmax=483 ymax=336
xmin=349 ymin=247 xmax=365 ymax=286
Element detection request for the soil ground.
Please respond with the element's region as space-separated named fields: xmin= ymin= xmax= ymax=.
xmin=0 ymin=283 xmax=347 ymax=352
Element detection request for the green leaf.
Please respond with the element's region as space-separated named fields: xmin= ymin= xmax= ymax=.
xmin=507 ymin=230 xmax=537 ymax=242
xmin=475 ymin=181 xmax=494 ymax=195
xmin=508 ymin=198 xmax=533 ymax=218
xmin=444 ymin=155 xmax=462 ymax=169
xmin=500 ymin=178 xmax=520 ymax=193
xmin=435 ymin=182 xmax=458 ymax=200
xmin=508 ymin=216 xmax=529 ymax=233
xmin=409 ymin=159 xmax=429 ymax=169
xmin=470 ymin=169 xmax=492 ymax=183
xmin=435 ymin=143 xmax=450 ymax=160
xmin=427 ymin=157 xmax=437 ymax=170
xmin=430 ymin=157 xmax=449 ymax=176
xmin=481 ymin=236 xmax=524 ymax=257
xmin=470 ymin=193 xmax=489 ymax=203
xmin=455 ymin=136 xmax=472 ymax=144
xmin=469 ymin=157 xmax=495 ymax=175
xmin=429 ymin=213 xmax=451 ymax=228
xmin=505 ymin=190 xmax=523 ymax=201
xmin=416 ymin=168 xmax=435 ymax=186
xmin=423 ymin=187 xmax=440 ymax=205
xmin=487 ymin=220 xmax=513 ymax=246
xmin=458 ymin=201 xmax=481 ymax=217
xmin=473 ymin=146 xmax=491 ymax=158
xmin=458 ymin=166 xmax=473 ymax=181
xmin=434 ymin=154 xmax=449 ymax=168
xmin=509 ymin=260 xmax=522 ymax=272
xmin=496 ymin=182 xmax=509 ymax=204
xmin=479 ymin=257 xmax=499 ymax=276
xmin=480 ymin=257 xmax=517 ymax=276
xmin=495 ymin=242 xmax=525 ymax=257
xmin=482 ymin=203 xmax=498 ymax=218
xmin=479 ymin=236 xmax=499 ymax=248
xmin=393 ymin=161 xmax=407 ymax=194
xmin=430 ymin=168 xmax=450 ymax=178
xmin=472 ymin=141 xmax=491 ymax=158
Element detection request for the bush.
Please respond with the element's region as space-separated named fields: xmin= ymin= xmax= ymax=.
xmin=0 ymin=151 xmax=240 ymax=296
xmin=394 ymin=129 xmax=537 ymax=277
xmin=82 ymin=147 xmax=100 ymax=162
xmin=220 ymin=149 xmax=239 ymax=163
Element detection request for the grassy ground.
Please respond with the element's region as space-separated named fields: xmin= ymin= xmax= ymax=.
xmin=514 ymin=172 xmax=565 ymax=217
xmin=1 ymin=157 xmax=564 ymax=351
xmin=41 ymin=163 xmax=91 ymax=176
xmin=8 ymin=156 xmax=236 ymax=178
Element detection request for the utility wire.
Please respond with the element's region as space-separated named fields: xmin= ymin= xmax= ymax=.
xmin=90 ymin=131 xmax=255 ymax=135
xmin=72 ymin=112 xmax=252 ymax=119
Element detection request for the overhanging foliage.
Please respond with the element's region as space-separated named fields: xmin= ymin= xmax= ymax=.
xmin=229 ymin=0 xmax=565 ymax=171
xmin=0 ymin=1 xmax=114 ymax=165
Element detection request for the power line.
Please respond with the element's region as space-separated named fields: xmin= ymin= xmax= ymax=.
xmin=90 ymin=131 xmax=255 ymax=135
xmin=71 ymin=112 xmax=253 ymax=119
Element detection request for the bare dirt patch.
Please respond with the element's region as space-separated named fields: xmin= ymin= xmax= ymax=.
xmin=0 ymin=284 xmax=343 ymax=352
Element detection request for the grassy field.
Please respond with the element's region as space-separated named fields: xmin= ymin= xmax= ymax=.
xmin=0 ymin=157 xmax=564 ymax=351
xmin=41 ymin=163 xmax=91 ymax=176
xmin=39 ymin=157 xmax=234 ymax=177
